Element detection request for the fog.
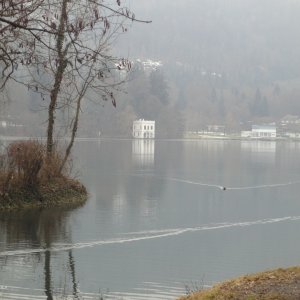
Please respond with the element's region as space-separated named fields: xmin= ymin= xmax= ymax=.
xmin=2 ymin=2 xmax=300 ymax=298
xmin=121 ymin=0 xmax=300 ymax=82
xmin=2 ymin=0 xmax=300 ymax=138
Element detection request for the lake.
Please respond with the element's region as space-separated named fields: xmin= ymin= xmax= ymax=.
xmin=1 ymin=139 xmax=300 ymax=299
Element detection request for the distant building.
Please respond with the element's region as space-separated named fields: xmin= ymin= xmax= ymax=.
xmin=241 ymin=130 xmax=252 ymax=138
xmin=136 ymin=59 xmax=162 ymax=71
xmin=280 ymin=115 xmax=300 ymax=125
xmin=133 ymin=119 xmax=155 ymax=139
xmin=251 ymin=125 xmax=276 ymax=139
xmin=0 ymin=116 xmax=25 ymax=136
xmin=241 ymin=125 xmax=277 ymax=139
xmin=279 ymin=115 xmax=300 ymax=138
xmin=284 ymin=132 xmax=300 ymax=139
xmin=206 ymin=125 xmax=225 ymax=135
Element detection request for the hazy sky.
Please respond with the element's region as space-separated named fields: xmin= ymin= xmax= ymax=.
xmin=119 ymin=0 xmax=300 ymax=73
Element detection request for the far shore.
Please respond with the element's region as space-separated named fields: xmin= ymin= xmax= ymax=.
xmin=2 ymin=135 xmax=300 ymax=142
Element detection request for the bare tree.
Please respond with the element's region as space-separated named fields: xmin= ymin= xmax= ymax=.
xmin=0 ymin=0 xmax=47 ymax=89
xmin=1 ymin=0 xmax=150 ymax=167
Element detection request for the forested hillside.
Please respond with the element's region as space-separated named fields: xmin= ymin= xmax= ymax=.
xmin=111 ymin=0 xmax=300 ymax=136
xmin=3 ymin=0 xmax=300 ymax=138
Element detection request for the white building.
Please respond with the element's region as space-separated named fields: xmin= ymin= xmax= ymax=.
xmin=281 ymin=115 xmax=300 ymax=125
xmin=251 ymin=125 xmax=276 ymax=139
xmin=241 ymin=130 xmax=252 ymax=138
xmin=133 ymin=119 xmax=155 ymax=139
xmin=284 ymin=132 xmax=300 ymax=139
xmin=241 ymin=125 xmax=277 ymax=139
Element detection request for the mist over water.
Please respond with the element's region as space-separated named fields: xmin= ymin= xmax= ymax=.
xmin=2 ymin=1 xmax=300 ymax=299
xmin=1 ymin=139 xmax=300 ymax=299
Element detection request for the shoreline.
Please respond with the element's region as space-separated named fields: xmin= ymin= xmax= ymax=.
xmin=0 ymin=178 xmax=88 ymax=211
xmin=2 ymin=135 xmax=300 ymax=142
xmin=179 ymin=266 xmax=300 ymax=300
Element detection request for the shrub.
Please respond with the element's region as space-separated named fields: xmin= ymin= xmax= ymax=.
xmin=7 ymin=140 xmax=45 ymax=188
xmin=0 ymin=139 xmax=73 ymax=196
xmin=39 ymin=147 xmax=66 ymax=182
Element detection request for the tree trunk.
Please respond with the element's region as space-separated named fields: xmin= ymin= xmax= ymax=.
xmin=46 ymin=0 xmax=68 ymax=158
xmin=59 ymin=94 xmax=83 ymax=173
xmin=47 ymin=61 xmax=67 ymax=157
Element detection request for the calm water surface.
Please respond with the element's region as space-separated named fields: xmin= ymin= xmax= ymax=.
xmin=1 ymin=139 xmax=300 ymax=299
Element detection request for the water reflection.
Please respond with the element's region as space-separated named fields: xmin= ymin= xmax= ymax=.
xmin=132 ymin=139 xmax=155 ymax=167
xmin=0 ymin=207 xmax=80 ymax=299
xmin=44 ymin=250 xmax=53 ymax=300
xmin=2 ymin=140 xmax=300 ymax=299
xmin=241 ymin=141 xmax=276 ymax=163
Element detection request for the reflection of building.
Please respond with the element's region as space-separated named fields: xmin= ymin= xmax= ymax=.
xmin=241 ymin=141 xmax=276 ymax=163
xmin=133 ymin=119 xmax=155 ymax=139
xmin=241 ymin=141 xmax=276 ymax=153
xmin=241 ymin=125 xmax=276 ymax=139
xmin=132 ymin=139 xmax=155 ymax=166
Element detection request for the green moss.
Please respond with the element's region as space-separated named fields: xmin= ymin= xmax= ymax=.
xmin=0 ymin=178 xmax=88 ymax=211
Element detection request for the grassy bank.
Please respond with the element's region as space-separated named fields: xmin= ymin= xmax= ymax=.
xmin=179 ymin=267 xmax=300 ymax=300
xmin=0 ymin=177 xmax=88 ymax=210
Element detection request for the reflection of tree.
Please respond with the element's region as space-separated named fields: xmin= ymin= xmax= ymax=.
xmin=44 ymin=250 xmax=53 ymax=300
xmin=69 ymin=250 xmax=79 ymax=299
xmin=0 ymin=207 xmax=79 ymax=298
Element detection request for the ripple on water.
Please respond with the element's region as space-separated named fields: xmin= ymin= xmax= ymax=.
xmin=0 ymin=282 xmax=189 ymax=300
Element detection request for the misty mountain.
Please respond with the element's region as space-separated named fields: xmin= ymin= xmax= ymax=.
xmin=105 ymin=0 xmax=300 ymax=135
xmin=119 ymin=0 xmax=300 ymax=85
xmin=3 ymin=0 xmax=300 ymax=138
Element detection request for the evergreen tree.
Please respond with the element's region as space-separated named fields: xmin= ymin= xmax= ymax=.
xmin=150 ymin=70 xmax=169 ymax=105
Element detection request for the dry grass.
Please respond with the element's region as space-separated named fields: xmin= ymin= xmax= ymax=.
xmin=6 ymin=140 xmax=44 ymax=187
xmin=179 ymin=267 xmax=300 ymax=300
xmin=0 ymin=140 xmax=87 ymax=210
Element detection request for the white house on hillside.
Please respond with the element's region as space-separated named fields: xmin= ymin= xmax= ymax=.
xmin=133 ymin=119 xmax=155 ymax=139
